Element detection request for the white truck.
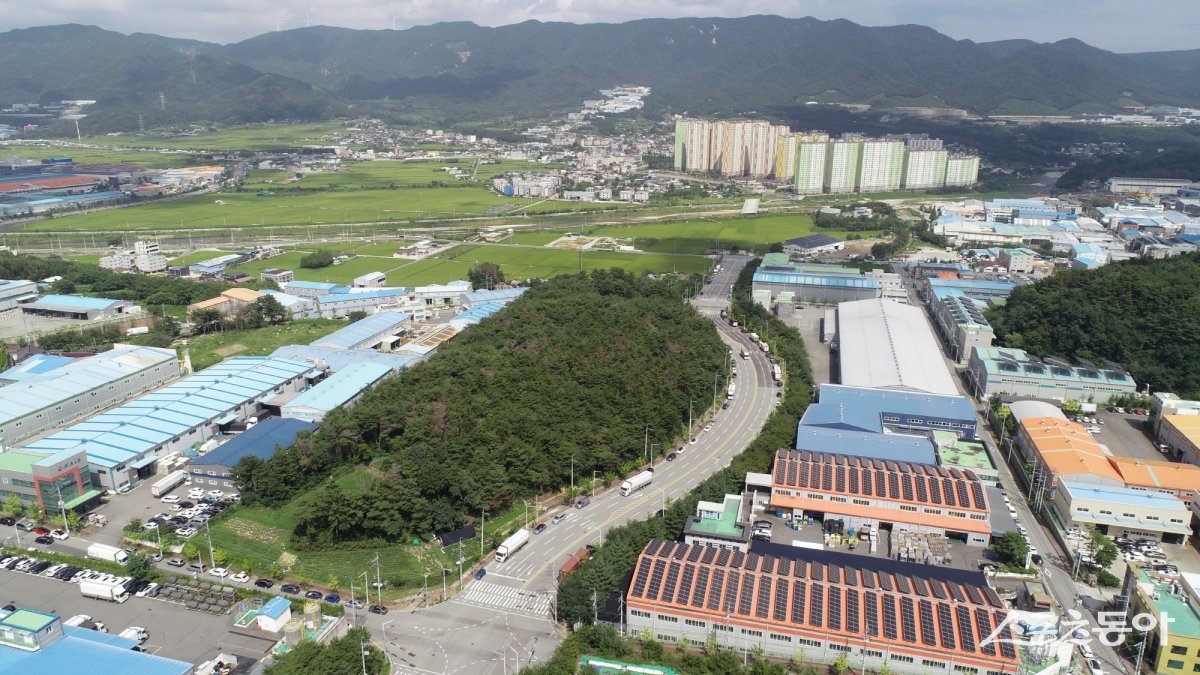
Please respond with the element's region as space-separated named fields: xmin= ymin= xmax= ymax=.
xmin=87 ymin=543 xmax=129 ymax=564
xmin=151 ymin=470 xmax=188 ymax=498
xmin=118 ymin=626 xmax=149 ymax=643
xmin=620 ymin=469 xmax=654 ymax=496
xmin=740 ymin=349 xmax=749 ymax=359
xmin=749 ymin=332 xmax=760 ymax=343
xmin=81 ymin=579 xmax=129 ymax=603
xmin=495 ymin=528 xmax=531 ymax=563
xmin=727 ymin=383 xmax=736 ymax=400
xmin=760 ymin=342 xmax=770 ymax=354
xmin=125 ymin=326 xmax=150 ymax=336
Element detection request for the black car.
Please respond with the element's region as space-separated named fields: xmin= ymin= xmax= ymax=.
xmin=178 ymin=501 xmax=194 ymax=509
xmin=721 ymin=403 xmax=730 ymax=410
xmin=56 ymin=566 xmax=79 ymax=580
xmin=368 ymin=605 xmax=389 ymax=615
xmin=254 ymin=578 xmax=275 ymax=589
xmin=34 ymin=536 xmax=54 ymax=545
xmin=665 ymin=452 xmax=677 ymax=461
xmin=304 ymin=590 xmax=323 ymax=600
xmin=1 ymin=604 xmax=14 ymax=612
xmin=533 ymin=524 xmax=547 ymax=535
xmin=0 ymin=517 xmax=13 ymax=527
xmin=281 ymin=584 xmax=301 ymax=594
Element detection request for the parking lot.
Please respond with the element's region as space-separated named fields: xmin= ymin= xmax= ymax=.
xmin=1092 ymin=409 xmax=1162 ymax=462
xmin=784 ymin=305 xmax=833 ymax=384
xmin=0 ymin=565 xmax=238 ymax=664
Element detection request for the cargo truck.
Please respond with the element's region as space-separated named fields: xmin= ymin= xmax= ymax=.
xmin=87 ymin=543 xmax=129 ymax=564
xmin=495 ymin=529 xmax=530 ymax=563
xmin=151 ymin=470 xmax=188 ymax=497
xmin=749 ymin=332 xmax=759 ymax=343
xmin=620 ymin=469 xmax=654 ymax=496
xmin=727 ymin=383 xmax=735 ymax=400
xmin=558 ymin=547 xmax=591 ymax=580
xmin=81 ymin=579 xmax=129 ymax=603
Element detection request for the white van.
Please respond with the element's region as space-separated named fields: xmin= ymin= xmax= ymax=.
xmin=119 ymin=626 xmax=149 ymax=643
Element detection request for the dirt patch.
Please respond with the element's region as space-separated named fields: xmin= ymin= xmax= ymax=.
xmin=225 ymin=518 xmax=285 ymax=547
xmin=214 ymin=343 xmax=248 ymax=357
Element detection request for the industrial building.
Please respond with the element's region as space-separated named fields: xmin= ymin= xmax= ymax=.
xmin=624 ymin=539 xmax=1019 ymax=674
xmin=683 ymin=494 xmax=752 ymax=552
xmin=782 ymin=234 xmax=844 ymax=257
xmin=1105 ymin=176 xmax=1194 ymax=195
xmin=0 ymin=608 xmax=192 ymax=674
xmin=315 ymin=288 xmax=413 ymax=318
xmin=269 ymin=344 xmax=419 ymax=374
xmin=310 ymin=311 xmax=418 ymax=351
xmin=459 ymin=287 xmax=527 ymax=307
xmin=186 ymin=287 xmax=264 ymax=317
xmin=281 ymin=362 xmax=391 ymax=422
xmin=20 ymin=295 xmax=133 ymax=320
xmin=752 ymin=260 xmax=879 ymax=305
xmin=18 ymin=356 xmax=312 ymax=491
xmin=260 ymin=268 xmax=294 ymax=285
xmin=930 ymin=293 xmax=995 ymax=363
xmin=768 ymin=449 xmax=992 ymax=545
xmin=0 ymin=447 xmax=98 ymax=512
xmin=0 ymin=353 xmax=75 ymax=384
xmin=190 ymin=418 xmax=318 ymax=490
xmin=0 ymin=279 xmax=37 ymax=311
xmin=282 ymin=280 xmax=344 ymax=298
xmin=793 ymin=425 xmax=938 ymax=465
xmin=353 ymin=271 xmax=387 ymax=288
xmin=0 ymin=345 xmax=179 ymax=446
xmin=835 ymin=299 xmax=959 ymax=397
xmin=805 ymin=384 xmax=977 ymax=440
xmin=966 ymin=347 xmax=1137 ymax=402
xmin=1154 ymin=405 xmax=1200 ymax=468
xmin=1053 ymin=481 xmax=1190 ymax=545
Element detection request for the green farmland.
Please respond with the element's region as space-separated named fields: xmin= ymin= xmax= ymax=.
xmin=82 ymin=122 xmax=350 ymax=152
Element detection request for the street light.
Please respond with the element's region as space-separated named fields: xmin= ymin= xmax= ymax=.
xmin=480 ymin=510 xmax=489 ymax=557
xmin=592 ymin=470 xmax=602 ymax=497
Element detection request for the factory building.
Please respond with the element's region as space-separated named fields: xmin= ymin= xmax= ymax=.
xmin=835 ymin=299 xmax=959 ymax=397
xmin=805 ymin=384 xmax=977 ymax=440
xmin=190 ymin=418 xmax=317 ymax=491
xmin=0 ymin=345 xmax=179 ymax=446
xmin=310 ymin=311 xmax=418 ymax=352
xmin=0 ymin=279 xmax=38 ymax=311
xmin=281 ymin=362 xmax=392 ymax=423
xmin=966 ymin=347 xmax=1137 ymax=402
xmin=20 ymin=295 xmax=133 ymax=320
xmin=625 ymin=540 xmax=1019 ymax=674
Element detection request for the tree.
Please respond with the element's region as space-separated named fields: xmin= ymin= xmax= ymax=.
xmin=768 ymin=242 xmax=785 ymax=253
xmin=1089 ymin=526 xmax=1119 ymax=569
xmin=4 ymin=495 xmax=23 ymax=517
xmin=212 ymin=548 xmax=230 ymax=567
xmin=346 ymin=310 xmax=368 ymax=323
xmin=126 ymin=552 xmax=156 ymax=582
xmin=182 ymin=542 xmax=199 ymax=561
xmin=993 ymin=531 xmax=1029 ymax=566
xmin=252 ymin=295 xmax=289 ymax=325
xmin=191 ymin=308 xmax=223 ymax=335
xmin=468 ymin=261 xmax=505 ymax=290
xmin=264 ymin=627 xmax=386 ymax=675
xmin=300 ymin=250 xmax=335 ymax=269
xmin=832 ymin=652 xmax=850 ymax=675
xmin=1061 ymin=399 xmax=1082 ymax=416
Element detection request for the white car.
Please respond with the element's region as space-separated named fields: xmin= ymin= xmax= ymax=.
xmin=207 ymin=490 xmax=224 ymax=499
xmin=230 ymin=572 xmax=250 ymax=583
xmin=208 ymin=567 xmax=229 ymax=578
xmin=188 ymin=489 xmax=205 ymax=499
xmin=175 ymin=527 xmax=196 ymax=537
xmin=161 ymin=495 xmax=180 ymax=504
xmin=135 ymin=583 xmax=159 ymax=598
xmin=49 ymin=530 xmax=69 ymax=541
xmin=141 ymin=522 xmax=159 ymax=531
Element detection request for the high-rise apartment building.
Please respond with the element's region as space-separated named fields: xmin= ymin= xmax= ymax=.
xmin=824 ymin=138 xmax=862 ymax=193
xmin=791 ymin=133 xmax=830 ymax=195
xmin=774 ymin=134 xmax=798 ymax=181
xmin=857 ymin=139 xmax=905 ymax=192
xmin=674 ymin=119 xmax=786 ymax=178
xmin=946 ymin=155 xmax=982 ymax=187
xmin=901 ymin=148 xmax=950 ymax=190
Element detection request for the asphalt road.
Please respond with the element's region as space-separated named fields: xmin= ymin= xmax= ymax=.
xmin=363 ymin=255 xmax=779 ymax=674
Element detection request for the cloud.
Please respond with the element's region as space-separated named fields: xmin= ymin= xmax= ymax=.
xmin=0 ymin=0 xmax=1194 ymax=51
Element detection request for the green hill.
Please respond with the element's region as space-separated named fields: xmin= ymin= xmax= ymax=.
xmin=985 ymin=254 xmax=1200 ymax=397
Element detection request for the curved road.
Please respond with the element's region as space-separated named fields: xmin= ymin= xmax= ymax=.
xmin=357 ymin=254 xmax=779 ymax=674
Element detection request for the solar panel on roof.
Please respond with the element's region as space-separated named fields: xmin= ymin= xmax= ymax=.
xmin=849 ymin=468 xmax=860 ymax=494
xmin=919 ymin=600 xmax=937 ymax=646
xmin=730 ymin=551 xmax=745 ymax=568
xmin=948 ymin=583 xmax=966 ymax=603
xmin=716 ymin=549 xmax=731 ymax=566
xmin=823 ymin=463 xmax=833 ymax=491
xmin=794 ymin=561 xmax=807 ymax=578
xmin=701 ymin=547 xmax=717 ymax=564
xmin=861 ymin=570 xmax=875 ymax=589
xmin=672 ymin=544 xmax=687 ymax=559
xmin=723 ymin=572 xmax=740 ymax=613
xmin=901 ymin=475 xmax=915 ymax=502
xmin=647 ymin=560 xmax=667 ymax=600
xmin=795 ymin=459 xmax=806 ymax=487
xmin=658 ymin=542 xmax=676 ymax=558
xmin=996 ymin=612 xmax=1017 ymax=659
xmin=863 ymin=469 xmax=874 ymax=495
xmin=911 ymin=578 xmax=928 ymax=597
xmin=882 ymin=594 xmax=898 ymax=639
xmin=929 ymin=479 xmax=942 ymax=504
xmin=915 ymin=477 xmax=928 ymax=502
xmin=956 ymin=481 xmax=971 ymax=507
xmin=836 ymin=466 xmax=846 ymax=493
xmin=756 ymin=577 xmax=772 ymax=618
xmin=827 ymin=565 xmax=841 ymax=585
xmin=984 ymin=588 xmax=1005 ymax=608
xmin=644 ymin=540 xmax=663 ymax=557
xmin=957 ymin=606 xmax=975 ymax=653
xmin=632 ymin=559 xmax=652 ymax=596
xmin=865 ymin=591 xmax=880 ymax=636
xmin=692 ymin=567 xmax=710 ymax=608
xmin=895 ymin=574 xmax=912 ymax=595
xmin=900 ymin=597 xmax=918 ymax=643
xmin=937 ymin=602 xmax=956 ymax=650
xmin=878 ymin=573 xmax=894 ymax=592
xmin=679 ymin=565 xmax=695 ymax=603
xmin=975 ymin=610 xmax=997 ymax=656
xmin=745 ymin=553 xmax=760 ymax=571
xmin=809 ymin=583 xmax=824 ymax=627
xmin=687 ymin=546 xmax=703 ymax=562
xmin=810 ymin=563 xmax=823 ymax=582
xmin=843 ymin=568 xmax=857 ymax=586
xmin=774 ymin=579 xmax=790 ymax=622
xmin=792 ymin=582 xmax=807 ymax=624
xmin=774 ymin=460 xmax=787 ymax=484
xmin=845 ymin=588 xmax=860 ymax=632
xmin=662 ymin=562 xmax=681 ymax=603
xmin=929 ymin=580 xmax=948 ymax=600
xmin=706 ymin=570 xmax=724 ymax=611
xmin=738 ymin=573 xmax=755 ymax=615
xmin=888 ymin=473 xmax=900 ymax=499
xmin=971 ymin=482 xmax=986 ymax=510
xmin=964 ymin=585 xmax=984 ymax=605
xmin=828 ymin=586 xmax=842 ymax=631
xmin=1044 ymin=355 xmax=1071 ymax=369
xmin=942 ymin=479 xmax=957 ymax=506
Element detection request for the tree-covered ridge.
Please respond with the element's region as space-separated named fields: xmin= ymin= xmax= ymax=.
xmin=234 ymin=270 xmax=726 ymax=545
xmin=985 ymin=253 xmax=1200 ymax=397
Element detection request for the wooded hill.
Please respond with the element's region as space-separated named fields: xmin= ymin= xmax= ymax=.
xmin=232 ymin=270 xmax=726 ymax=546
xmin=985 ymin=253 xmax=1200 ymax=398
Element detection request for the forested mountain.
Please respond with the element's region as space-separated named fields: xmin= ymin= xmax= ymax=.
xmin=985 ymin=254 xmax=1200 ymax=397
xmin=1 ymin=17 xmax=1198 ymax=131
xmin=233 ymin=270 xmax=726 ymax=544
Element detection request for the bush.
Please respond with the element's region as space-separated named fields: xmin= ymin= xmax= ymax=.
xmin=299 ymin=250 xmax=335 ymax=269
xmin=1097 ymin=570 xmax=1121 ymax=587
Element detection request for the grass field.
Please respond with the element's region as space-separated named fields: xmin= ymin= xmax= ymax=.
xmin=185 ymin=319 xmax=345 ymax=371
xmin=437 ymin=244 xmax=711 ymax=281
xmin=565 ymin=213 xmax=883 ymax=254
xmin=0 ymin=145 xmax=198 ymax=169
xmin=82 ymin=122 xmax=350 ymax=152
xmin=503 ymin=231 xmax=565 ymax=246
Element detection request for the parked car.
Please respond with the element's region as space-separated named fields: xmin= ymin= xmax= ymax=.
xmin=575 ymin=498 xmax=590 ymax=509
xmin=136 ymin=583 xmax=159 ymax=598
xmin=166 ymin=558 xmax=186 ymax=567
xmin=666 ymin=452 xmax=677 ymax=461
xmin=32 ymin=527 xmax=50 ymax=536
xmin=346 ymin=599 xmax=364 ymax=609
xmin=207 ymin=490 xmax=224 ymax=499
xmin=1087 ymin=658 xmax=1105 ymax=675
xmin=230 ymin=572 xmax=250 ymax=583
xmin=304 ymin=590 xmax=323 ymax=600
xmin=551 ymin=513 xmax=567 ymax=525
xmin=368 ymin=605 xmax=389 ymax=615
xmin=34 ymin=536 xmax=54 ymax=545
xmin=254 ymin=578 xmax=274 ymax=589
xmin=281 ymin=584 xmax=301 ymax=594
xmin=160 ymin=495 xmax=180 ymax=504
xmin=324 ymin=594 xmax=341 ymax=604
xmin=187 ymin=562 xmax=205 ymax=573
xmin=0 ymin=517 xmax=12 ymax=527
xmin=533 ymin=524 xmax=547 ymax=535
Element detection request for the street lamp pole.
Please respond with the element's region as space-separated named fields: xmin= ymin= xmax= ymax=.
xmin=570 ymin=456 xmax=575 ymax=493
xmin=481 ymin=510 xmax=489 ymax=557
xmin=592 ymin=471 xmax=601 ymax=497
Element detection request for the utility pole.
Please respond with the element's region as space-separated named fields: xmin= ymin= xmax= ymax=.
xmin=570 ymin=456 xmax=575 ymax=493
xmin=204 ymin=520 xmax=216 ymax=570
xmin=372 ymin=552 xmax=382 ymax=606
xmin=480 ymin=510 xmax=489 ymax=557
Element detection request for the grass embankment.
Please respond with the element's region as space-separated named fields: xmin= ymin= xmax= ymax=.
xmin=183 ymin=319 xmax=345 ymax=371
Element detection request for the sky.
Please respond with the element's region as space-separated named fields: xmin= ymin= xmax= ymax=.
xmin=2 ymin=0 xmax=1197 ymax=52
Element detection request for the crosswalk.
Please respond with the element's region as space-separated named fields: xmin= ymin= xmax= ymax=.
xmin=452 ymin=580 xmax=551 ymax=618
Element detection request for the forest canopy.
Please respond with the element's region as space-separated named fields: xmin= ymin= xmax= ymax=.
xmin=234 ymin=270 xmax=726 ymax=545
xmin=985 ymin=253 xmax=1200 ymax=397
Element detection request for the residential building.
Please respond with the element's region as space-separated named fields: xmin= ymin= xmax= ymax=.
xmin=20 ymin=295 xmax=133 ymax=320
xmin=98 ymin=240 xmax=167 ymax=274
xmin=18 ymin=356 xmax=312 ymax=491
xmin=774 ymin=133 xmax=798 ymax=181
xmin=824 ymin=138 xmax=862 ymax=193
xmin=900 ymin=148 xmax=949 ymax=190
xmin=836 ymin=298 xmax=960 ymax=397
xmin=944 ymin=155 xmax=980 ymax=187
xmin=967 ymin=347 xmax=1137 ymax=402
xmin=190 ymin=418 xmax=317 ymax=491
xmin=625 ymin=539 xmax=1020 ymax=674
xmin=0 ymin=608 xmax=192 ymax=674
xmin=767 ymin=448 xmax=992 ymax=545
xmin=1122 ymin=566 xmax=1200 ymax=675
xmin=791 ymin=133 xmax=829 ymax=195
xmin=683 ymin=494 xmax=751 ymax=552
xmin=0 ymin=345 xmax=179 ymax=446
xmin=857 ymin=139 xmax=905 ymax=192
xmin=281 ymin=362 xmax=391 ymax=423
xmin=0 ymin=279 xmax=37 ymax=312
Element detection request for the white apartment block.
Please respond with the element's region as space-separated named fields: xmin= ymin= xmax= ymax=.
xmin=945 ymin=155 xmax=981 ymax=187
xmin=857 ymin=140 xmax=905 ymax=192
xmin=824 ymin=139 xmax=862 ymax=193
xmin=792 ymin=134 xmax=830 ymax=195
xmin=901 ymin=149 xmax=949 ymax=190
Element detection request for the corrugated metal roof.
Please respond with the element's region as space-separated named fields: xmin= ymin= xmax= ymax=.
xmin=316 ymin=287 xmax=409 ymax=304
xmin=0 ymin=353 xmax=75 ymax=382
xmin=269 ymin=345 xmax=418 ymax=373
xmin=793 ymin=425 xmax=938 ymax=465
xmin=25 ymin=294 xmax=125 ymax=311
xmin=455 ymin=301 xmax=506 ymax=324
xmin=283 ymin=362 xmax=392 ymax=416
xmin=837 ymin=299 xmax=958 ymax=396
xmin=753 ymin=270 xmax=878 ymax=288
xmin=808 ymin=384 xmax=975 ymax=434
xmin=311 ymin=311 xmax=414 ymax=350
xmin=0 ymin=623 xmax=191 ymax=674
xmin=461 ymin=287 xmax=527 ymax=306
xmin=194 ymin=418 xmax=317 ymax=468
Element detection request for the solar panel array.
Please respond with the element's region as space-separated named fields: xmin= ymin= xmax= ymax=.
xmin=627 ymin=540 xmax=1017 ymax=667
xmin=772 ymin=450 xmax=988 ymax=511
